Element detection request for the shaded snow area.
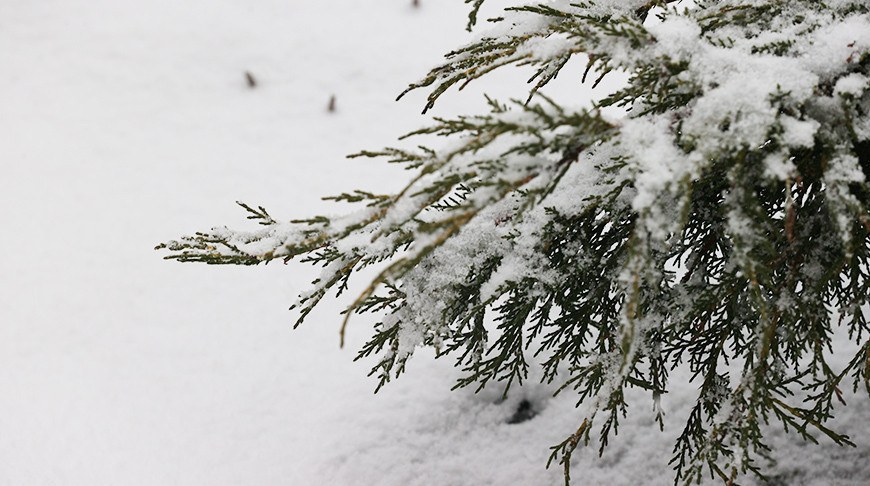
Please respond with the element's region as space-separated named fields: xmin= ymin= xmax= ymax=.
xmin=1 ymin=1 xmax=868 ymax=485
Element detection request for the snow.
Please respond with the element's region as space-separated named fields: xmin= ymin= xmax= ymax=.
xmin=621 ymin=115 xmax=697 ymax=240
xmin=779 ymin=116 xmax=819 ymax=149
xmin=836 ymin=73 xmax=870 ymax=97
xmin=762 ymin=152 xmax=797 ymax=180
xmin=1 ymin=1 xmax=869 ymax=485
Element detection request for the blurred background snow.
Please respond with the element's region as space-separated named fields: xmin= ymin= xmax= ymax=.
xmin=0 ymin=1 xmax=867 ymax=484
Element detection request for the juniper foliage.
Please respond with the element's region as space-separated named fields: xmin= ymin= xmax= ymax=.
xmin=159 ymin=1 xmax=870 ymax=483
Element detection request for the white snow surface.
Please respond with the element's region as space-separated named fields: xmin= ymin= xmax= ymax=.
xmin=1 ymin=1 xmax=868 ymax=485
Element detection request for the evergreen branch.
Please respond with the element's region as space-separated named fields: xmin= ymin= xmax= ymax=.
xmin=398 ymin=5 xmax=654 ymax=113
xmin=160 ymin=3 xmax=870 ymax=484
xmin=464 ymin=0 xmax=486 ymax=31
xmin=236 ymin=201 xmax=276 ymax=225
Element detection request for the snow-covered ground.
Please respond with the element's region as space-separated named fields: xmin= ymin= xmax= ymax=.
xmin=1 ymin=1 xmax=867 ymax=484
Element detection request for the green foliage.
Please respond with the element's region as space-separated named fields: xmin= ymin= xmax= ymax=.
xmin=159 ymin=1 xmax=870 ymax=484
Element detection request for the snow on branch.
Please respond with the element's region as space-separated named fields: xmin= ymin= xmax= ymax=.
xmin=160 ymin=1 xmax=870 ymax=484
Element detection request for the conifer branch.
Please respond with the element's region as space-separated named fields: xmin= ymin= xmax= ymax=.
xmin=160 ymin=1 xmax=870 ymax=483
